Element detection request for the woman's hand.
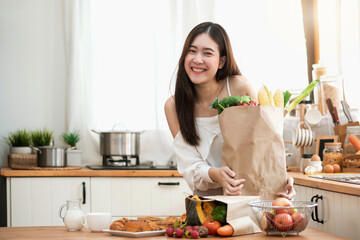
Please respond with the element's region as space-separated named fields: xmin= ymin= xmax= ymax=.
xmin=277 ymin=176 xmax=296 ymax=200
xmin=209 ymin=166 xmax=246 ymax=196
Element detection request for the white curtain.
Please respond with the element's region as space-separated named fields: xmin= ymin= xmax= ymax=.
xmin=65 ymin=0 xmax=308 ymax=165
xmin=63 ymin=0 xmax=99 ymax=165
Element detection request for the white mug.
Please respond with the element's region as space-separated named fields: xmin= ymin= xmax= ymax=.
xmin=82 ymin=212 xmax=112 ymax=232
xmin=304 ymin=108 xmax=322 ymax=127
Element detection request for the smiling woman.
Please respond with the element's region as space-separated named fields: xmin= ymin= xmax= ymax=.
xmin=68 ymin=0 xmax=308 ymax=164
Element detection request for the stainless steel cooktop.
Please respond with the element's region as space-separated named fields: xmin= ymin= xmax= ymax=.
xmin=309 ymin=173 xmax=360 ymax=185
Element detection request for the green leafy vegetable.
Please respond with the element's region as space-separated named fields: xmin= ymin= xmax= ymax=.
xmin=285 ymin=79 xmax=319 ymax=114
xmin=209 ymin=95 xmax=255 ymax=114
xmin=211 ymin=204 xmax=227 ymax=225
xmin=283 ymin=90 xmax=292 ymax=108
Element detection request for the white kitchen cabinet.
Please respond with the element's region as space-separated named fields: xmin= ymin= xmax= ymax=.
xmin=7 ymin=177 xmax=90 ymax=227
xmin=294 ymin=184 xmax=360 ymax=240
xmin=91 ymin=177 xmax=191 ymax=217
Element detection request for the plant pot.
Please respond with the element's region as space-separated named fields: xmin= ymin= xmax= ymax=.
xmin=67 ymin=149 xmax=82 ymax=166
xmin=10 ymin=147 xmax=32 ymax=154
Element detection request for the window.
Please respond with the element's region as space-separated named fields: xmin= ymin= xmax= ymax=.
xmin=318 ymin=0 xmax=360 ymax=109
xmin=90 ymin=0 xmax=308 ymax=133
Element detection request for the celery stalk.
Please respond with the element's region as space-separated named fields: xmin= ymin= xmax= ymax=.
xmin=285 ymin=79 xmax=319 ymax=114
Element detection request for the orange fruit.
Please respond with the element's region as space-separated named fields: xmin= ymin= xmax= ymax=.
xmin=311 ymin=154 xmax=321 ymax=162
xmin=332 ymin=164 xmax=341 ymax=173
xmin=324 ymin=164 xmax=334 ymax=173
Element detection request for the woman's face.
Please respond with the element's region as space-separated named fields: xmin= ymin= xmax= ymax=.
xmin=184 ymin=33 xmax=225 ymax=85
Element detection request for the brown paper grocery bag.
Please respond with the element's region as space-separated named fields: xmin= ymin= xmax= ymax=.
xmin=185 ymin=195 xmax=261 ymax=236
xmin=219 ymin=105 xmax=288 ymax=200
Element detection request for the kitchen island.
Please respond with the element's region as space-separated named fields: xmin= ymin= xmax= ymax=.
xmin=0 ymin=226 xmax=348 ymax=239
xmin=1 ymin=168 xmax=359 ymax=239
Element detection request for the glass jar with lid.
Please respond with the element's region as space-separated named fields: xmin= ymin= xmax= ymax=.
xmin=318 ymin=75 xmax=342 ymax=115
xmin=344 ymin=126 xmax=360 ymax=154
xmin=323 ymin=142 xmax=343 ymax=166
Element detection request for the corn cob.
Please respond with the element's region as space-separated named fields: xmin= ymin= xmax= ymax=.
xmin=273 ymin=89 xmax=284 ymax=108
xmin=258 ymin=85 xmax=275 ymax=106
xmin=258 ymin=86 xmax=270 ymax=106
xmin=264 ymin=86 xmax=275 ymax=106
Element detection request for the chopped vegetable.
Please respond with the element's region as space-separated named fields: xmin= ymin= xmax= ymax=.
xmin=285 ymin=80 xmax=319 ymax=114
xmin=211 ymin=204 xmax=227 ymax=225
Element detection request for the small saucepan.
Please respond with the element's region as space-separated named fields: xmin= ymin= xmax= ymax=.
xmin=33 ymin=146 xmax=75 ymax=167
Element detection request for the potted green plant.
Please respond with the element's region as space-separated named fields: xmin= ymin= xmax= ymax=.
xmin=4 ymin=129 xmax=32 ymax=154
xmin=62 ymin=130 xmax=82 ymax=166
xmin=31 ymin=128 xmax=54 ymax=147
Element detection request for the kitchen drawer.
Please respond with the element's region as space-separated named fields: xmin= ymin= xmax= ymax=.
xmin=90 ymin=177 xmax=191 ymax=217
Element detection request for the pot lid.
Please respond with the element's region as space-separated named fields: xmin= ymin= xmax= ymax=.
xmin=92 ymin=129 xmax=143 ymax=134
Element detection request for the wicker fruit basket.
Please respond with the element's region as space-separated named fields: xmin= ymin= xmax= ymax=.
xmin=248 ymin=201 xmax=317 ymax=237
xmin=8 ymin=154 xmax=37 ymax=169
xmin=342 ymin=154 xmax=360 ymax=173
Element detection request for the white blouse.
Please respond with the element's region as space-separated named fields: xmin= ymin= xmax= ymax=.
xmin=173 ymin=78 xmax=231 ymax=196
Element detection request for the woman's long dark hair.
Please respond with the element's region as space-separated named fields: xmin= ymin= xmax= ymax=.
xmin=175 ymin=22 xmax=241 ymax=146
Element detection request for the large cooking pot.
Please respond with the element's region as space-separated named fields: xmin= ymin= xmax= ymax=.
xmin=91 ymin=129 xmax=141 ymax=156
xmin=33 ymin=146 xmax=69 ymax=167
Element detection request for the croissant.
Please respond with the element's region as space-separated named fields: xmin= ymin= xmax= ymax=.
xmin=124 ymin=220 xmax=152 ymax=232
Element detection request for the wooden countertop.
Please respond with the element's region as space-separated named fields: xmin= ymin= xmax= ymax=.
xmin=0 ymin=167 xmax=182 ymax=177
xmin=0 ymin=226 xmax=347 ymax=239
xmin=1 ymin=167 xmax=359 ymax=196
xmin=288 ymin=172 xmax=360 ymax=196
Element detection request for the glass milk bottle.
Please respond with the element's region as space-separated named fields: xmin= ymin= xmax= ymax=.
xmin=58 ymin=200 xmax=84 ymax=231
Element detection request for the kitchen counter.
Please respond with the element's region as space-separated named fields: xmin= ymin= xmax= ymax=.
xmin=288 ymin=172 xmax=360 ymax=196
xmin=1 ymin=167 xmax=359 ymax=196
xmin=0 ymin=226 xmax=347 ymax=239
xmin=0 ymin=167 xmax=182 ymax=177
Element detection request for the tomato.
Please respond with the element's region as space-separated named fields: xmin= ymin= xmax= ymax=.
xmin=217 ymin=225 xmax=234 ymax=236
xmin=202 ymin=220 xmax=221 ymax=235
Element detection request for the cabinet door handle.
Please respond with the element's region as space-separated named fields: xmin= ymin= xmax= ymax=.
xmin=82 ymin=182 xmax=86 ymax=204
xmin=311 ymin=194 xmax=324 ymax=224
xmin=158 ymin=182 xmax=180 ymax=186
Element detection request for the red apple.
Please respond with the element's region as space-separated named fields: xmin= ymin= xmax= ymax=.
xmin=260 ymin=210 xmax=276 ymax=231
xmin=274 ymin=213 xmax=293 ymax=232
xmin=291 ymin=212 xmax=307 ymax=232
xmin=272 ymin=197 xmax=293 ymax=214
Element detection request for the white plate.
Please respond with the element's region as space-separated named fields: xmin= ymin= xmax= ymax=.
xmin=103 ymin=229 xmax=166 ymax=238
